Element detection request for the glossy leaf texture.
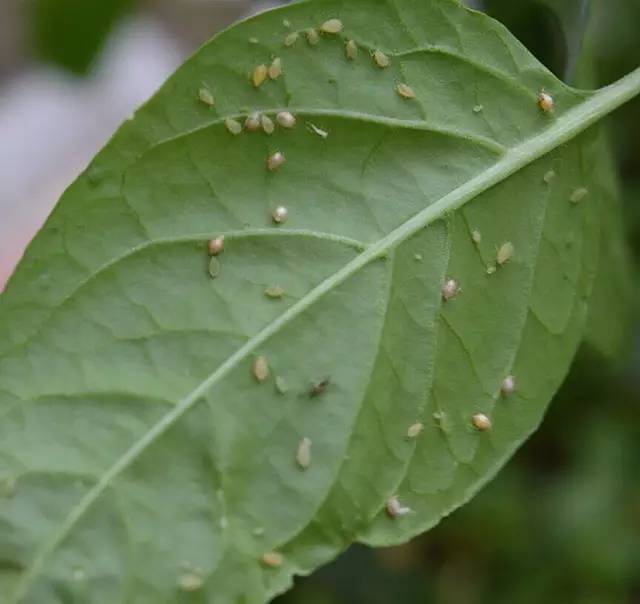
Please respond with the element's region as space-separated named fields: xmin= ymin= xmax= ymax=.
xmin=0 ymin=0 xmax=635 ymax=602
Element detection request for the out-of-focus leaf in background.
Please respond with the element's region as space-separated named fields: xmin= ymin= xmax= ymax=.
xmin=29 ymin=0 xmax=136 ymax=74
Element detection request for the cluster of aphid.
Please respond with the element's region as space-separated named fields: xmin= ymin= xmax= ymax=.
xmin=187 ymin=15 xmax=585 ymax=578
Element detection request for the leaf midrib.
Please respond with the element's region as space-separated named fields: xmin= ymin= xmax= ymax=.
xmin=10 ymin=66 xmax=640 ymax=602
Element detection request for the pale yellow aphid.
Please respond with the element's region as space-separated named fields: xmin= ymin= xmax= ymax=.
xmin=252 ymin=64 xmax=269 ymax=88
xmin=296 ymin=437 xmax=312 ymax=469
xmin=245 ymin=112 xmax=261 ymax=132
xmin=497 ymin=242 xmax=515 ymax=266
xmin=225 ymin=118 xmax=242 ymax=135
xmin=570 ymin=187 xmax=589 ymax=203
xmin=472 ymin=230 xmax=482 ymax=244
xmin=283 ymin=19 xmax=291 ymax=29
xmin=397 ymin=83 xmax=416 ymax=99
xmin=386 ymin=496 xmax=411 ymax=518
xmin=272 ymin=206 xmax=289 ymax=224
xmin=268 ymin=57 xmax=282 ymax=80
xmin=276 ymin=111 xmax=296 ymax=129
xmin=177 ymin=569 xmax=204 ymax=592
xmin=442 ymin=278 xmax=460 ymax=301
xmin=264 ymin=285 xmax=284 ymax=299
xmin=307 ymin=122 xmax=329 ymax=139
xmin=208 ymin=236 xmax=225 ymax=256
xmin=486 ymin=264 xmax=497 ymax=275
xmin=320 ymin=18 xmax=343 ymax=34
xmin=249 ymin=37 xmax=259 ymax=45
xmin=472 ymin=413 xmax=492 ymax=431
xmin=373 ymin=49 xmax=390 ymax=68
xmin=473 ymin=104 xmax=484 ymax=113
xmin=275 ymin=376 xmax=289 ymax=394
xmin=261 ymin=114 xmax=275 ymax=135
xmin=307 ymin=28 xmax=320 ymax=45
xmin=284 ymin=32 xmax=299 ymax=47
xmin=267 ymin=151 xmax=286 ymax=172
xmin=407 ymin=422 xmax=424 ymax=439
xmin=346 ymin=39 xmax=358 ymax=60
xmin=501 ymin=375 xmax=516 ymax=396
xmin=253 ymin=356 xmax=270 ymax=382
xmin=198 ymin=87 xmax=215 ymax=107
xmin=538 ymin=90 xmax=555 ymax=113
xmin=543 ymin=170 xmax=556 ymax=184
xmin=208 ymin=257 xmax=220 ymax=279
xmin=262 ymin=552 xmax=284 ymax=568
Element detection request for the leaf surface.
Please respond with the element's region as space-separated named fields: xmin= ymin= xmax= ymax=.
xmin=1 ymin=1 xmax=638 ymax=602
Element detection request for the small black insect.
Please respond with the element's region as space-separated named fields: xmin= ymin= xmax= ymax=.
xmin=309 ymin=377 xmax=331 ymax=398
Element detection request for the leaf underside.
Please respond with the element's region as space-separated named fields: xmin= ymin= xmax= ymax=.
xmin=0 ymin=0 xmax=626 ymax=602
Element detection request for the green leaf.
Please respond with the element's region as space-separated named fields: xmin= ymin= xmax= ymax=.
xmin=30 ymin=0 xmax=135 ymax=74
xmin=1 ymin=1 xmax=639 ymax=602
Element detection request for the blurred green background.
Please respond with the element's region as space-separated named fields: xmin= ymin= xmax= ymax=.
xmin=1 ymin=0 xmax=638 ymax=602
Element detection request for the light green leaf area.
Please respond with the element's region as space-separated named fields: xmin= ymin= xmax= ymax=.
xmin=0 ymin=0 xmax=637 ymax=602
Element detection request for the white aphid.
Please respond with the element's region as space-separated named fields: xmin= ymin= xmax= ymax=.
xmin=208 ymin=236 xmax=225 ymax=256
xmin=373 ymin=49 xmax=390 ymax=68
xmin=543 ymin=170 xmax=556 ymax=184
xmin=261 ymin=114 xmax=275 ymax=134
xmin=320 ymin=18 xmax=343 ymax=34
xmin=285 ymin=32 xmax=299 ymax=47
xmin=296 ymin=437 xmax=312 ymax=469
xmin=245 ymin=112 xmax=262 ymax=132
xmin=268 ymin=57 xmax=282 ymax=80
xmin=262 ymin=552 xmax=284 ymax=568
xmin=397 ymin=83 xmax=416 ymax=99
xmin=225 ymin=118 xmax=242 ymax=135
xmin=252 ymin=64 xmax=268 ymax=88
xmin=497 ymin=242 xmax=514 ymax=266
xmin=267 ymin=151 xmax=286 ymax=171
xmin=346 ymin=39 xmax=358 ymax=60
xmin=277 ymin=111 xmax=297 ymax=129
xmin=253 ymin=356 xmax=270 ymax=382
xmin=177 ymin=569 xmax=204 ymax=592
xmin=307 ymin=122 xmax=329 ymax=138
xmin=538 ymin=90 xmax=555 ymax=113
xmin=198 ymin=87 xmax=215 ymax=107
xmin=386 ymin=495 xmax=411 ymax=518
xmin=442 ymin=278 xmax=460 ymax=301
xmin=472 ymin=413 xmax=492 ymax=431
xmin=283 ymin=19 xmax=291 ymax=29
xmin=407 ymin=422 xmax=424 ymax=439
xmin=307 ymin=28 xmax=320 ymax=45
xmin=473 ymin=104 xmax=484 ymax=113
xmin=272 ymin=206 xmax=289 ymax=224
xmin=472 ymin=230 xmax=482 ymax=244
xmin=570 ymin=187 xmax=589 ymax=203
xmin=501 ymin=375 xmax=516 ymax=396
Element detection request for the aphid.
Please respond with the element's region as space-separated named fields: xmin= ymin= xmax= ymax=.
xmin=225 ymin=117 xmax=242 ymax=135
xmin=414 ymin=253 xmax=423 ymax=262
xmin=472 ymin=230 xmax=482 ymax=244
xmin=268 ymin=57 xmax=282 ymax=80
xmin=245 ymin=112 xmax=262 ymax=132
xmin=309 ymin=377 xmax=330 ymax=398
xmin=307 ymin=28 xmax=320 ymax=45
xmin=267 ymin=151 xmax=286 ymax=171
xmin=397 ymin=83 xmax=416 ymax=99
xmin=497 ymin=242 xmax=515 ymax=266
xmin=283 ymin=19 xmax=291 ymax=29
xmin=386 ymin=496 xmax=411 ymax=518
xmin=473 ymin=104 xmax=484 ymax=113
xmin=262 ymin=551 xmax=284 ymax=568
xmin=486 ymin=264 xmax=497 ymax=275
xmin=307 ymin=122 xmax=329 ymax=138
xmin=442 ymin=278 xmax=460 ymax=301
xmin=472 ymin=413 xmax=492 ymax=431
xmin=249 ymin=37 xmax=260 ymax=45
xmin=407 ymin=422 xmax=424 ymax=439
xmin=373 ymin=49 xmax=390 ymax=68
xmin=543 ymin=170 xmax=556 ymax=184
xmin=501 ymin=375 xmax=516 ymax=396
xmin=320 ymin=18 xmax=343 ymax=34
xmin=252 ymin=64 xmax=269 ymax=88
xmin=296 ymin=437 xmax=312 ymax=469
xmin=272 ymin=206 xmax=289 ymax=224
xmin=208 ymin=235 xmax=225 ymax=256
xmin=265 ymin=286 xmax=284 ymax=299
xmin=275 ymin=376 xmax=289 ymax=394
xmin=253 ymin=356 xmax=270 ymax=382
xmin=277 ymin=111 xmax=296 ymax=129
xmin=433 ymin=411 xmax=445 ymax=425
xmin=208 ymin=257 xmax=221 ymax=279
xmin=198 ymin=87 xmax=215 ymax=107
xmin=261 ymin=114 xmax=275 ymax=134
xmin=346 ymin=39 xmax=358 ymax=60
xmin=538 ymin=90 xmax=555 ymax=113
xmin=285 ymin=32 xmax=299 ymax=47
xmin=570 ymin=187 xmax=589 ymax=203
xmin=177 ymin=570 xmax=204 ymax=592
